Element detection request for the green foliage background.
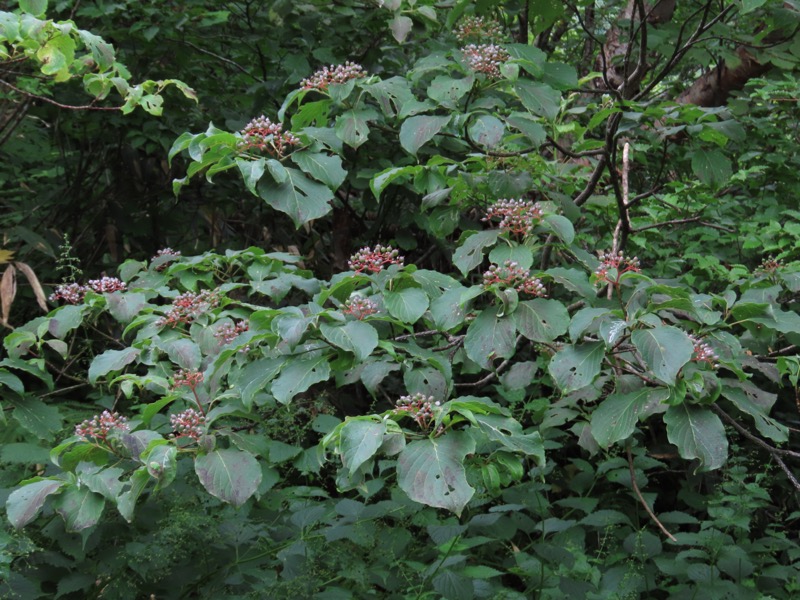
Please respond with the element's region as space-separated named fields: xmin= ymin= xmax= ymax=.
xmin=2 ymin=0 xmax=800 ymax=598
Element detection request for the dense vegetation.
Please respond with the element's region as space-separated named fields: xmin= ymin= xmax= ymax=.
xmin=2 ymin=0 xmax=800 ymax=597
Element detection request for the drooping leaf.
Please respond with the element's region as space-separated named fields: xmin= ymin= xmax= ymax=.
xmin=465 ymin=306 xmax=516 ymax=369
xmin=631 ymin=326 xmax=693 ymax=385
xmin=55 ymin=486 xmax=106 ymax=532
xmin=320 ymin=321 xmax=379 ymax=362
xmin=691 ymin=148 xmax=732 ymax=188
xmin=194 ymin=449 xmax=262 ymax=507
xmin=591 ymin=388 xmax=670 ymax=448
xmin=6 ymin=479 xmax=64 ymax=529
xmin=88 ymin=347 xmax=140 ymax=384
xmin=452 ymin=230 xmax=500 ymax=276
xmin=397 ymin=432 xmax=476 ymax=515
xmin=271 ymin=354 xmax=330 ymax=404
xmin=514 ymin=81 xmax=561 ymax=121
xmin=291 ymin=151 xmax=347 ymax=189
xmin=339 ymin=419 xmax=386 ymax=476
xmin=257 ymin=166 xmax=334 ymax=227
xmin=664 ymin=404 xmax=728 ymax=472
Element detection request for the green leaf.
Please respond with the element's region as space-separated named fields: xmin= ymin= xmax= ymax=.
xmin=468 ymin=114 xmax=504 ymax=148
xmin=507 ymin=113 xmax=546 ymax=146
xmin=335 ymin=109 xmax=373 ymax=149
xmin=400 ymin=115 xmax=450 ymax=156
xmin=194 ymin=449 xmax=262 ymax=508
xmin=266 ymin=158 xmax=288 ymax=184
xmin=389 ymin=14 xmax=413 ymax=43
xmin=514 ymin=81 xmax=561 ymax=121
xmin=106 ymin=292 xmax=146 ymax=324
xmin=631 ymin=326 xmax=693 ymax=385
xmin=257 ymin=166 xmax=334 ymax=227
xmin=6 ymin=479 xmax=64 ymax=529
xmin=320 ymin=321 xmax=379 ymax=362
xmin=13 ymin=397 xmax=62 ymax=440
xmin=19 ymin=0 xmax=48 ymax=16
xmin=453 ymin=230 xmax=500 ymax=276
xmin=722 ymin=381 xmax=787 ymax=442
xmin=591 ymin=388 xmax=670 ymax=448
xmin=55 ymin=486 xmax=105 ymax=532
xmin=235 ymin=157 xmax=265 ymax=195
xmin=397 ymin=432 xmax=476 ymax=515
xmin=48 ymin=304 xmax=85 ymax=338
xmin=741 ymin=0 xmax=766 ymax=13
xmin=427 ymin=75 xmax=473 ymax=109
xmin=0 ymin=368 xmax=24 ymax=395
xmin=161 ymin=338 xmax=201 ymax=370
xmin=513 ymin=298 xmax=569 ymax=343
xmin=474 ymin=414 xmax=545 ymax=463
xmin=291 ymin=151 xmax=347 ymax=189
xmin=548 ymin=342 xmax=605 ymax=393
xmin=433 ymin=570 xmax=474 ymax=600
xmin=543 ymin=214 xmax=575 ymax=244
xmin=271 ymin=354 xmax=330 ymax=404
xmin=465 ymin=306 xmax=516 ymax=369
xmin=691 ymin=148 xmax=732 ymax=188
xmin=117 ymin=467 xmax=149 ymax=522
xmin=664 ymin=404 xmax=728 ymax=472
xmin=88 ymin=347 xmax=140 ymax=384
xmin=370 ymin=165 xmax=422 ymax=200
xmin=339 ymin=419 xmax=386 ymax=476
xmin=145 ymin=445 xmax=178 ymax=490
xmin=384 ymin=287 xmax=429 ymax=323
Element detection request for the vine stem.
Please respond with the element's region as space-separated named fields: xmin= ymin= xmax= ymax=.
xmin=627 ymin=445 xmax=677 ymax=542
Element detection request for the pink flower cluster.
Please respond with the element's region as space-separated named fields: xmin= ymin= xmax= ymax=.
xmin=758 ymin=256 xmax=782 ymax=274
xmin=342 ymin=296 xmax=379 ymax=319
xmin=301 ymin=61 xmax=367 ymax=91
xmin=689 ymin=335 xmax=719 ymax=369
xmin=171 ymin=408 xmax=205 ymax=441
xmin=238 ymin=116 xmax=300 ymax=158
xmin=214 ymin=320 xmax=249 ymax=344
xmin=462 ymin=43 xmax=509 ymax=79
xmin=348 ymin=245 xmax=404 ymax=274
xmin=455 ymin=16 xmax=505 ymax=43
xmin=75 ymin=410 xmax=129 ymax=442
xmin=172 ymin=369 xmax=204 ymax=391
xmin=483 ymin=199 xmax=544 ymax=237
xmin=157 ymin=289 xmax=219 ymax=328
xmin=49 ymin=277 xmax=127 ymax=304
xmin=594 ymin=251 xmax=641 ymax=286
xmin=394 ymin=393 xmax=441 ymax=431
xmin=483 ymin=260 xmax=547 ymax=296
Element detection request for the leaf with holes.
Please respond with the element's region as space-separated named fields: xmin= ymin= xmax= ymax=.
xmin=513 ymin=298 xmax=569 ymax=343
xmin=548 ymin=342 xmax=604 ymax=393
xmin=397 ymin=431 xmax=475 ymax=515
xmin=399 ymin=115 xmax=450 ymax=156
xmin=453 ymin=230 xmax=500 ymax=276
xmin=465 ymin=306 xmax=516 ymax=369
xmin=257 ymin=167 xmax=334 ymax=227
xmin=339 ymin=419 xmax=386 ymax=476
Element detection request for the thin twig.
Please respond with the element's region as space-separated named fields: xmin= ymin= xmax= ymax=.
xmin=455 ymin=336 xmax=523 ymax=388
xmin=0 ymin=79 xmax=121 ymax=111
xmin=627 ymin=445 xmax=678 ymax=542
xmin=712 ymin=404 xmax=800 ymax=461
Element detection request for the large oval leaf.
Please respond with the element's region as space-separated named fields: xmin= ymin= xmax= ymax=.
xmin=399 ymin=115 xmax=450 ymax=156
xmin=664 ymin=404 xmax=728 ymax=472
xmin=631 ymin=326 xmax=693 ymax=385
xmin=194 ymin=449 xmax=262 ymax=507
xmin=513 ymin=298 xmax=569 ymax=343
xmin=6 ymin=479 xmax=64 ymax=529
xmin=339 ymin=419 xmax=386 ymax=476
xmin=548 ymin=342 xmax=604 ymax=393
xmin=397 ymin=432 xmax=476 ymax=515
xmin=464 ymin=306 xmax=516 ymax=369
xmin=384 ymin=288 xmax=429 ymax=324
xmin=320 ymin=321 xmax=379 ymax=362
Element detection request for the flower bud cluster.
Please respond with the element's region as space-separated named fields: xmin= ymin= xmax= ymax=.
xmin=87 ymin=277 xmax=127 ymax=294
xmin=342 ymin=296 xmax=379 ymax=319
xmin=214 ymin=320 xmax=249 ymax=345
xmin=483 ymin=199 xmax=543 ymax=237
xmin=462 ymin=43 xmax=509 ymax=79
xmin=172 ymin=369 xmax=204 ymax=391
xmin=594 ymin=251 xmax=641 ymax=285
xmin=152 ymin=248 xmax=181 ymax=271
xmin=483 ymin=260 xmax=547 ymax=297
xmin=49 ymin=282 xmax=87 ymax=304
xmin=75 ymin=410 xmax=129 ymax=442
xmin=301 ymin=61 xmax=367 ymax=91
xmin=689 ymin=335 xmax=719 ymax=369
xmin=170 ymin=408 xmax=206 ymax=441
xmin=348 ymin=245 xmax=404 ymax=274
xmin=49 ymin=277 xmax=127 ymax=304
xmin=238 ymin=116 xmax=300 ymax=158
xmin=455 ymin=16 xmax=505 ymax=43
xmin=157 ymin=289 xmax=220 ymax=327
xmin=758 ymin=256 xmax=783 ymax=274
xmin=394 ymin=393 xmax=441 ymax=430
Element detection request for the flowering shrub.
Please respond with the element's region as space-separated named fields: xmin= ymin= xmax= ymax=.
xmin=342 ymin=295 xmax=379 ymax=319
xmin=157 ymin=289 xmax=220 ymax=327
xmin=237 ymin=116 xmax=300 ymax=158
xmin=75 ymin=410 xmax=129 ymax=443
xmin=461 ymin=43 xmax=510 ymax=79
xmin=348 ymin=245 xmax=404 ymax=273
xmin=483 ymin=260 xmax=547 ymax=296
xmin=170 ymin=408 xmax=206 ymax=441
xmin=300 ymin=61 xmax=367 ymax=91
xmin=455 ymin=16 xmax=505 ymax=43
xmin=483 ymin=198 xmax=544 ymax=237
